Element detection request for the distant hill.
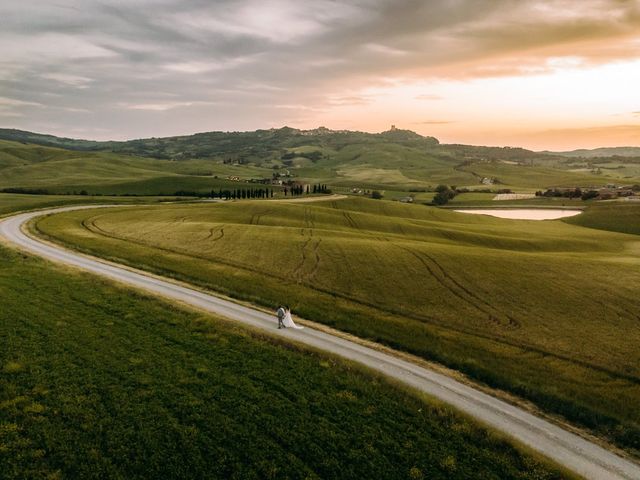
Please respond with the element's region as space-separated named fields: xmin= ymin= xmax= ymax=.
xmin=0 ymin=127 xmax=439 ymax=161
xmin=0 ymin=128 xmax=114 ymax=150
xmin=545 ymin=147 xmax=640 ymax=158
xmin=1 ymin=127 xmax=639 ymax=193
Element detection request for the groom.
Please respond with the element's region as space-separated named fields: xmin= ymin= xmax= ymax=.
xmin=276 ymin=305 xmax=286 ymax=329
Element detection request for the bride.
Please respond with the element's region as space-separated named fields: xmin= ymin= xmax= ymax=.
xmin=283 ymin=307 xmax=304 ymax=329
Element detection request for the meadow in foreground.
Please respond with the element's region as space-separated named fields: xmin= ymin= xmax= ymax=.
xmin=0 ymin=242 xmax=572 ymax=479
xmin=35 ymin=197 xmax=640 ymax=455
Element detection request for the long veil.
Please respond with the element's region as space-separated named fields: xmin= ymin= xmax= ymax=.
xmin=283 ymin=310 xmax=304 ymax=329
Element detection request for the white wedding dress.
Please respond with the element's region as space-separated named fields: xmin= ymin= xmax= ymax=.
xmin=283 ymin=310 xmax=304 ymax=329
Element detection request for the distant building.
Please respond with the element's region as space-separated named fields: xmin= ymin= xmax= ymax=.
xmin=399 ymin=197 xmax=414 ymax=203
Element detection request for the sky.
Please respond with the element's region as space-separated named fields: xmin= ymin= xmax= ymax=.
xmin=1 ymin=0 xmax=640 ymax=150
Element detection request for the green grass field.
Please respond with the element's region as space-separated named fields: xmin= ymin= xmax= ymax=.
xmin=0 ymin=233 xmax=571 ymax=478
xmin=35 ymin=197 xmax=640 ymax=455
xmin=0 ymin=140 xmax=273 ymax=195
xmin=4 ymin=135 xmax=639 ymax=196
xmin=564 ymin=202 xmax=640 ymax=235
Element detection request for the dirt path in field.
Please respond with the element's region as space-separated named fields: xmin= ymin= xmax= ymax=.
xmin=1 ymin=205 xmax=639 ymax=480
xmin=272 ymin=194 xmax=348 ymax=203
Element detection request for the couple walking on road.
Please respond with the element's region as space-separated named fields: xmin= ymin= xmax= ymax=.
xmin=276 ymin=305 xmax=303 ymax=330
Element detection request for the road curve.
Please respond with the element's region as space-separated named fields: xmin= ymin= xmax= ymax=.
xmin=1 ymin=205 xmax=639 ymax=480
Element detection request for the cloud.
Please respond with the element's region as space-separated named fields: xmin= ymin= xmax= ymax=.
xmin=121 ymin=100 xmax=219 ymax=111
xmin=0 ymin=97 xmax=44 ymax=119
xmin=327 ymin=95 xmax=373 ymax=106
xmin=42 ymin=73 xmax=93 ymax=88
xmin=414 ymin=120 xmax=455 ymax=125
xmin=0 ymin=97 xmax=43 ymax=108
xmin=415 ymin=94 xmax=443 ymax=101
xmin=0 ymin=0 xmax=639 ymax=139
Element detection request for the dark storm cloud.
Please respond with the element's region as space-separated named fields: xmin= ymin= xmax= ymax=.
xmin=1 ymin=0 xmax=639 ymax=138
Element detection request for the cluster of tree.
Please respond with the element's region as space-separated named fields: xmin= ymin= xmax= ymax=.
xmin=1 ymin=187 xmax=91 ymax=196
xmin=432 ymin=184 xmax=459 ymax=205
xmin=212 ymin=188 xmax=275 ymax=200
xmin=312 ymin=184 xmax=331 ymax=194
xmin=580 ymin=190 xmax=599 ymax=201
xmin=535 ymin=188 xmax=584 ymax=199
xmin=173 ymin=190 xmax=212 ymax=197
xmin=174 ymin=188 xmax=276 ymax=200
xmin=370 ymin=191 xmax=383 ymax=199
xmin=284 ymin=185 xmax=307 ymax=196
xmin=535 ymin=188 xmax=604 ymax=201
xmin=281 ymin=150 xmax=323 ymax=161
xmin=1 ymin=187 xmax=52 ymax=195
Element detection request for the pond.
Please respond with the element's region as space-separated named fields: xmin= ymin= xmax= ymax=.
xmin=453 ymin=208 xmax=582 ymax=220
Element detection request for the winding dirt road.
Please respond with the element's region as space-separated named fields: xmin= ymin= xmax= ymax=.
xmin=1 ymin=205 xmax=639 ymax=480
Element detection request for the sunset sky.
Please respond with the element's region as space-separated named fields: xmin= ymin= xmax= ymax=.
xmin=1 ymin=0 xmax=639 ymax=150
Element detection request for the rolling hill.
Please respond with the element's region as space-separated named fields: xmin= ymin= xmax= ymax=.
xmin=0 ymin=139 xmax=273 ymax=195
xmin=1 ymin=127 xmax=640 ymax=194
xmin=547 ymin=147 xmax=640 ymax=158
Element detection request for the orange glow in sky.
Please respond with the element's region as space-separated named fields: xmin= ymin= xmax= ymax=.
xmin=306 ymin=57 xmax=640 ymax=150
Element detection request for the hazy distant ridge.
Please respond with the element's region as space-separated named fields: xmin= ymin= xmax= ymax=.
xmin=544 ymin=147 xmax=640 ymax=158
xmin=0 ymin=126 xmax=438 ymax=159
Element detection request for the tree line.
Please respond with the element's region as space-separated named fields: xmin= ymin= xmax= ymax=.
xmin=283 ymin=184 xmax=331 ymax=196
xmin=210 ymin=188 xmax=275 ymax=200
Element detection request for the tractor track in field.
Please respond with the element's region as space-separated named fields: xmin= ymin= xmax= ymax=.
xmin=420 ymin=249 xmax=521 ymax=329
xmin=249 ymin=209 xmax=274 ymax=226
xmin=294 ymin=208 xmax=322 ymax=282
xmin=342 ymin=211 xmax=359 ymax=229
xmin=396 ymin=245 xmax=520 ymax=329
xmin=70 ymin=208 xmax=640 ymax=387
xmin=3 ymin=205 xmax=640 ymax=480
xmin=203 ymin=225 xmax=225 ymax=242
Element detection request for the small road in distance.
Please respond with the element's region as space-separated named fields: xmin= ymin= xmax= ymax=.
xmin=1 ymin=205 xmax=639 ymax=480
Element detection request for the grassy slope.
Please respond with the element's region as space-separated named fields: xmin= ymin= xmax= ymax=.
xmin=302 ymin=145 xmax=640 ymax=190
xmin=455 ymin=162 xmax=624 ymax=189
xmin=295 ymin=143 xmax=477 ymax=189
xmin=4 ymin=136 xmax=639 ymax=195
xmin=564 ymin=203 xmax=640 ymax=235
xmin=0 ymin=140 xmax=271 ymax=195
xmin=36 ymin=198 xmax=640 ymax=454
xmin=0 ymin=215 xmax=570 ymax=479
